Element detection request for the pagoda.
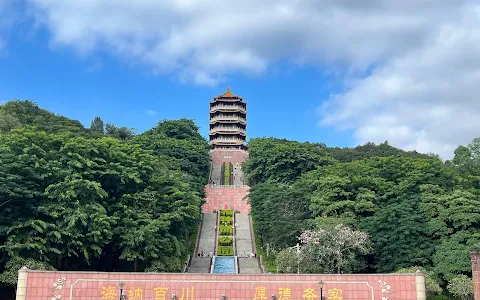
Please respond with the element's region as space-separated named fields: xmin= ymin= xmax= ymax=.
xmin=209 ymin=87 xmax=247 ymax=150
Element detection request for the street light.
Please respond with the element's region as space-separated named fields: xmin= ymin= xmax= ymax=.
xmin=319 ymin=280 xmax=325 ymax=300
xmin=271 ymin=294 xmax=275 ymax=300
xmin=172 ymin=294 xmax=176 ymax=300
xmin=221 ymin=294 xmax=226 ymax=300
xmin=119 ymin=281 xmax=126 ymax=300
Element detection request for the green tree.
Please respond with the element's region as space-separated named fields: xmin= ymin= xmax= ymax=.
xmin=243 ymin=138 xmax=335 ymax=185
xmin=0 ymin=111 xmax=21 ymax=134
xmin=90 ymin=116 xmax=105 ymax=134
xmin=105 ymin=123 xmax=135 ymax=140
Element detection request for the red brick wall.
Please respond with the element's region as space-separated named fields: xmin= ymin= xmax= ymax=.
xmin=473 ymin=252 xmax=480 ymax=300
xmin=21 ymin=270 xmax=421 ymax=300
xmin=203 ymin=186 xmax=250 ymax=213
xmin=204 ymin=149 xmax=250 ymax=213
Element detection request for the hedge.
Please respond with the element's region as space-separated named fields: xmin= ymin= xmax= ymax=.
xmin=219 ymin=225 xmax=233 ymax=236
xmin=221 ymin=210 xmax=233 ymax=217
xmin=220 ymin=216 xmax=233 ymax=225
xmin=224 ymin=162 xmax=231 ymax=185
xmin=218 ymin=236 xmax=233 ymax=246
xmin=217 ymin=245 xmax=234 ymax=256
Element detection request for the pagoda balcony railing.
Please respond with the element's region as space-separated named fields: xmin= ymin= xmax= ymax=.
xmin=210 ymin=126 xmax=245 ymax=133
xmin=210 ymin=138 xmax=245 ymax=145
xmin=210 ymin=116 xmax=246 ymax=123
xmin=210 ymin=105 xmax=246 ymax=113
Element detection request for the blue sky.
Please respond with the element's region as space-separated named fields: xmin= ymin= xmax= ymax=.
xmin=0 ymin=8 xmax=351 ymax=148
xmin=1 ymin=1 xmax=480 ymax=158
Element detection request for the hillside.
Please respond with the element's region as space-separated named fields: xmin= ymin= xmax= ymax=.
xmin=0 ymin=100 xmax=210 ymax=295
xmin=244 ymin=137 xmax=480 ymax=295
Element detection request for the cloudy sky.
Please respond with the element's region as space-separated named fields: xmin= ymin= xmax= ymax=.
xmin=1 ymin=0 xmax=479 ymax=159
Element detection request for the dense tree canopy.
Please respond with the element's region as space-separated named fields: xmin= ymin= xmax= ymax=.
xmin=0 ymin=101 xmax=210 ymax=295
xmin=245 ymin=137 xmax=480 ymax=289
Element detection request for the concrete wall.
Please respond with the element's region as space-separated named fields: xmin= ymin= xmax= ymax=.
xmin=16 ymin=269 xmax=425 ymax=300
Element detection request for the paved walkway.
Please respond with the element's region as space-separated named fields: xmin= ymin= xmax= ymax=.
xmin=197 ymin=213 xmax=216 ymax=256
xmin=238 ymin=258 xmax=261 ymax=274
xmin=235 ymin=214 xmax=262 ymax=274
xmin=187 ymin=213 xmax=216 ymax=274
xmin=210 ymin=164 xmax=222 ymax=185
xmin=188 ymin=258 xmax=211 ymax=273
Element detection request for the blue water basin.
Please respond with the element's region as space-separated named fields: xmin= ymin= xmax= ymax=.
xmin=213 ymin=256 xmax=235 ymax=274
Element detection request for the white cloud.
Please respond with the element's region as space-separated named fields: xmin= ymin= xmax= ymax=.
xmin=0 ymin=1 xmax=13 ymax=52
xmin=26 ymin=0 xmax=480 ymax=158
xmin=144 ymin=109 xmax=157 ymax=117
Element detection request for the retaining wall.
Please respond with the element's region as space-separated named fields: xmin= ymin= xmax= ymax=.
xmin=16 ymin=268 xmax=425 ymax=300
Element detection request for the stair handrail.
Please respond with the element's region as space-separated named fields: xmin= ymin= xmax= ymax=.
xmin=232 ymin=212 xmax=237 ymax=256
xmin=234 ymin=256 xmax=239 ymax=274
xmin=210 ymin=256 xmax=216 ymax=273
xmin=193 ymin=214 xmax=204 ymax=257
xmin=259 ymin=255 xmax=267 ymax=274
xmin=182 ymin=254 xmax=191 ymax=273
xmin=214 ymin=211 xmax=220 ymax=256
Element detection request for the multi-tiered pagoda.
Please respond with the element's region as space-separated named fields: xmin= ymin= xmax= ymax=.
xmin=209 ymin=87 xmax=247 ymax=150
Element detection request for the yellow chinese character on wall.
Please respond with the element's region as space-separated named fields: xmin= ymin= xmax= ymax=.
xmin=278 ymin=287 xmax=292 ymax=300
xmin=128 ymin=287 xmax=143 ymax=300
xmin=154 ymin=287 xmax=169 ymax=300
xmin=303 ymin=288 xmax=318 ymax=300
xmin=327 ymin=288 xmax=343 ymax=300
xmin=179 ymin=287 xmax=195 ymax=300
xmin=254 ymin=287 xmax=267 ymax=300
xmin=101 ymin=286 xmax=117 ymax=300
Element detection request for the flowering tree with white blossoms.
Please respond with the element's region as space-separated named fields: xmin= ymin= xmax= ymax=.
xmin=276 ymin=224 xmax=370 ymax=274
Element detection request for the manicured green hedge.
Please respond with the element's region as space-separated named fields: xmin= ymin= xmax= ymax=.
xmin=224 ymin=162 xmax=231 ymax=185
xmin=219 ymin=225 xmax=233 ymax=236
xmin=217 ymin=245 xmax=234 ymax=256
xmin=218 ymin=236 xmax=233 ymax=246
xmin=220 ymin=216 xmax=233 ymax=225
xmin=221 ymin=210 xmax=233 ymax=216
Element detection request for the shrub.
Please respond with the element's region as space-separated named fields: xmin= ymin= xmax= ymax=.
xmin=219 ymin=236 xmax=233 ymax=246
xmin=219 ymin=225 xmax=233 ymax=236
xmin=220 ymin=216 xmax=233 ymax=225
xmin=217 ymin=246 xmax=234 ymax=256
xmin=447 ymin=275 xmax=474 ymax=300
xmin=221 ymin=210 xmax=233 ymax=217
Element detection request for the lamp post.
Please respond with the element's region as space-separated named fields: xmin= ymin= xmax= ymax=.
xmin=119 ymin=281 xmax=126 ymax=300
xmin=319 ymin=280 xmax=325 ymax=300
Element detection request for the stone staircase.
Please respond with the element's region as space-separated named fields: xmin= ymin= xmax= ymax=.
xmin=188 ymin=258 xmax=211 ymax=273
xmin=187 ymin=213 xmax=216 ymax=273
xmin=238 ymin=258 xmax=262 ymax=274
xmin=210 ymin=163 xmax=222 ymax=185
xmin=235 ymin=214 xmax=262 ymax=274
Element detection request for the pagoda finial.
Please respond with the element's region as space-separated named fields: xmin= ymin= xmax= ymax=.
xmin=219 ymin=86 xmax=237 ymax=98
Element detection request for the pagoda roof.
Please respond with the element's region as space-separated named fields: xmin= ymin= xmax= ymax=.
xmin=217 ymin=86 xmax=239 ymax=98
